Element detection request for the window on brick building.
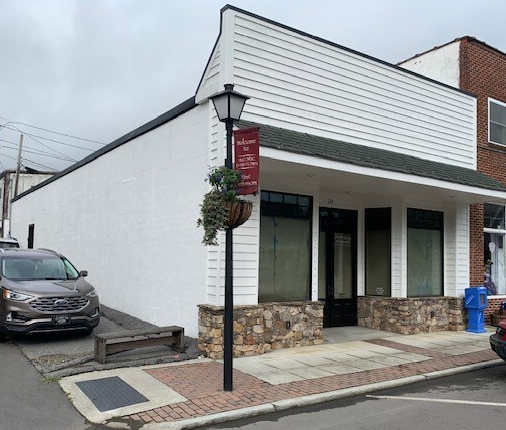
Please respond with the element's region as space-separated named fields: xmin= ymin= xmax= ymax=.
xmin=489 ymin=99 xmax=506 ymax=146
xmin=484 ymin=203 xmax=506 ymax=295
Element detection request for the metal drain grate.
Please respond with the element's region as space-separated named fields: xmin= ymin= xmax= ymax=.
xmin=76 ymin=376 xmax=149 ymax=412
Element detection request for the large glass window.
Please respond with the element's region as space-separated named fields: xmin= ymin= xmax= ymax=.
xmin=259 ymin=191 xmax=312 ymax=302
xmin=484 ymin=203 xmax=506 ymax=295
xmin=365 ymin=208 xmax=391 ymax=296
xmin=407 ymin=208 xmax=443 ymax=297
xmin=490 ymin=99 xmax=506 ymax=146
xmin=485 ymin=203 xmax=505 ymax=229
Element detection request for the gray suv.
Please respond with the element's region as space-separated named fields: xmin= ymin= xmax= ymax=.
xmin=0 ymin=248 xmax=100 ymax=341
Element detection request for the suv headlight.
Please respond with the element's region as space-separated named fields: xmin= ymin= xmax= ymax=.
xmin=2 ymin=289 xmax=34 ymax=301
xmin=86 ymin=289 xmax=98 ymax=298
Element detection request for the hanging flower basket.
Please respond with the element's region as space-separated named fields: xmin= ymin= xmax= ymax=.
xmin=226 ymin=200 xmax=252 ymax=229
xmin=197 ymin=166 xmax=253 ymax=246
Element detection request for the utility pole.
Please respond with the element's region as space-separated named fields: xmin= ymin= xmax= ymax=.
xmin=14 ymin=133 xmax=23 ymax=198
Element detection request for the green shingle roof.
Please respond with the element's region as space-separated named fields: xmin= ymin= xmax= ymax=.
xmin=237 ymin=121 xmax=506 ymax=192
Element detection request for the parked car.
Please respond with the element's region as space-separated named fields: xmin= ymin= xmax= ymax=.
xmin=490 ymin=318 xmax=506 ymax=362
xmin=0 ymin=238 xmax=20 ymax=248
xmin=0 ymin=248 xmax=99 ymax=341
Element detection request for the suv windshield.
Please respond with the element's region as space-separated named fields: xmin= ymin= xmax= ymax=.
xmin=1 ymin=255 xmax=79 ymax=281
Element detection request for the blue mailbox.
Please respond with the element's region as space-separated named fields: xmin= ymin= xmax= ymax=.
xmin=465 ymin=286 xmax=488 ymax=333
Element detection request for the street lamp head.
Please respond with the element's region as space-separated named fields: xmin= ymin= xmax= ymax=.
xmin=209 ymin=84 xmax=250 ymax=122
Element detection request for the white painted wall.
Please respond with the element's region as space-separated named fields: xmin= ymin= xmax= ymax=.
xmin=399 ymin=41 xmax=461 ymax=89
xmin=197 ymin=9 xmax=476 ymax=169
xmin=11 ymin=105 xmax=209 ymax=337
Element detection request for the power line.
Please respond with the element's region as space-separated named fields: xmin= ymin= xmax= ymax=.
xmin=0 ymin=139 xmax=76 ymax=161
xmin=21 ymin=158 xmax=59 ymax=172
xmin=0 ymin=115 xmax=106 ymax=145
xmin=1 ymin=125 xmax=96 ymax=151
xmin=0 ymin=151 xmax=59 ymax=172
xmin=0 ymin=136 xmax=77 ymax=158
xmin=1 ymin=146 xmax=61 ymax=172
xmin=3 ymin=124 xmax=83 ymax=160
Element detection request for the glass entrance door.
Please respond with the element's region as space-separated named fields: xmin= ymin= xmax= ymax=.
xmin=318 ymin=208 xmax=358 ymax=327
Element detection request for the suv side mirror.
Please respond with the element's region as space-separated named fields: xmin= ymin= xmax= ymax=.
xmin=79 ymin=270 xmax=88 ymax=277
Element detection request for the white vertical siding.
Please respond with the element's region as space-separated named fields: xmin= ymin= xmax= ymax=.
xmin=11 ymin=105 xmax=209 ymax=338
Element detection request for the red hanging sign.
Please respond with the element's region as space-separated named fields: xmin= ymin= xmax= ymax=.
xmin=234 ymin=127 xmax=259 ymax=195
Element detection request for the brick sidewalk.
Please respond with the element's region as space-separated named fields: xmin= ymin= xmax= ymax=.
xmin=128 ymin=340 xmax=498 ymax=426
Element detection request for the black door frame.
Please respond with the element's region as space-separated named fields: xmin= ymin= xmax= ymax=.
xmin=319 ymin=208 xmax=358 ymax=328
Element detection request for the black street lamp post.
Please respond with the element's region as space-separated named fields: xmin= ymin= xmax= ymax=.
xmin=209 ymin=84 xmax=249 ymax=391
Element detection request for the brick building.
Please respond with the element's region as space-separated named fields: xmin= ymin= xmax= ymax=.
xmin=401 ymin=37 xmax=506 ymax=316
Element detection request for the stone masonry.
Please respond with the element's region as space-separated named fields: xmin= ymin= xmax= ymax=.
xmin=198 ymin=302 xmax=324 ymax=359
xmin=357 ymin=296 xmax=466 ymax=334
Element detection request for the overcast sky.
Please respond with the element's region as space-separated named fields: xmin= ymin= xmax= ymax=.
xmin=1 ymin=0 xmax=505 ymax=171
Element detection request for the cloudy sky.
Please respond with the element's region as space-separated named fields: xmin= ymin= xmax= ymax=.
xmin=1 ymin=0 xmax=505 ymax=171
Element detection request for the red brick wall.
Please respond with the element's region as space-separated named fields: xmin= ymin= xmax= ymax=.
xmin=485 ymin=296 xmax=506 ymax=325
xmin=469 ymin=204 xmax=484 ymax=285
xmin=459 ymin=38 xmax=506 ymax=285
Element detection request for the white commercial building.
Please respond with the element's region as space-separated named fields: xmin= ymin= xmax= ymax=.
xmin=11 ymin=7 xmax=506 ymax=350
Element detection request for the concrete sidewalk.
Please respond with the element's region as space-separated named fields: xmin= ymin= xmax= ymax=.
xmin=59 ymin=327 xmax=503 ymax=429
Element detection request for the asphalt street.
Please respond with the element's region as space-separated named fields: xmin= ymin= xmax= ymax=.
xmin=0 ymin=310 xmax=164 ymax=430
xmin=0 ymin=341 xmax=94 ymax=430
xmin=203 ymin=365 xmax=506 ymax=430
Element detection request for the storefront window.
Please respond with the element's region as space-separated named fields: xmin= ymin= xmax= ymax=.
xmin=259 ymin=191 xmax=312 ymax=302
xmin=484 ymin=203 xmax=506 ymax=295
xmin=485 ymin=204 xmax=505 ymax=229
xmin=407 ymin=208 xmax=443 ymax=297
xmin=365 ymin=208 xmax=391 ymax=296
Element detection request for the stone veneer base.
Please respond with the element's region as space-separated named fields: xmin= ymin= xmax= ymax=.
xmin=358 ymin=296 xmax=466 ymax=334
xmin=198 ymin=301 xmax=324 ymax=359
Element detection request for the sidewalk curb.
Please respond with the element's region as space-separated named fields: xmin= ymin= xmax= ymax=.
xmin=423 ymin=358 xmax=504 ymax=379
xmin=142 ymin=359 xmax=503 ymax=430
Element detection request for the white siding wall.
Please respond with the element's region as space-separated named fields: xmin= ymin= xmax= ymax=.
xmin=455 ymin=203 xmax=471 ymax=296
xmin=445 ymin=204 xmax=457 ymax=296
xmin=11 ymin=106 xmax=209 ymax=337
xmin=204 ymin=103 xmax=261 ymax=306
xmin=197 ymin=9 xmax=477 ymax=306
xmin=399 ymin=41 xmax=461 ymax=89
xmin=197 ymin=9 xmax=477 ymax=169
xmin=391 ymin=200 xmax=404 ymax=297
